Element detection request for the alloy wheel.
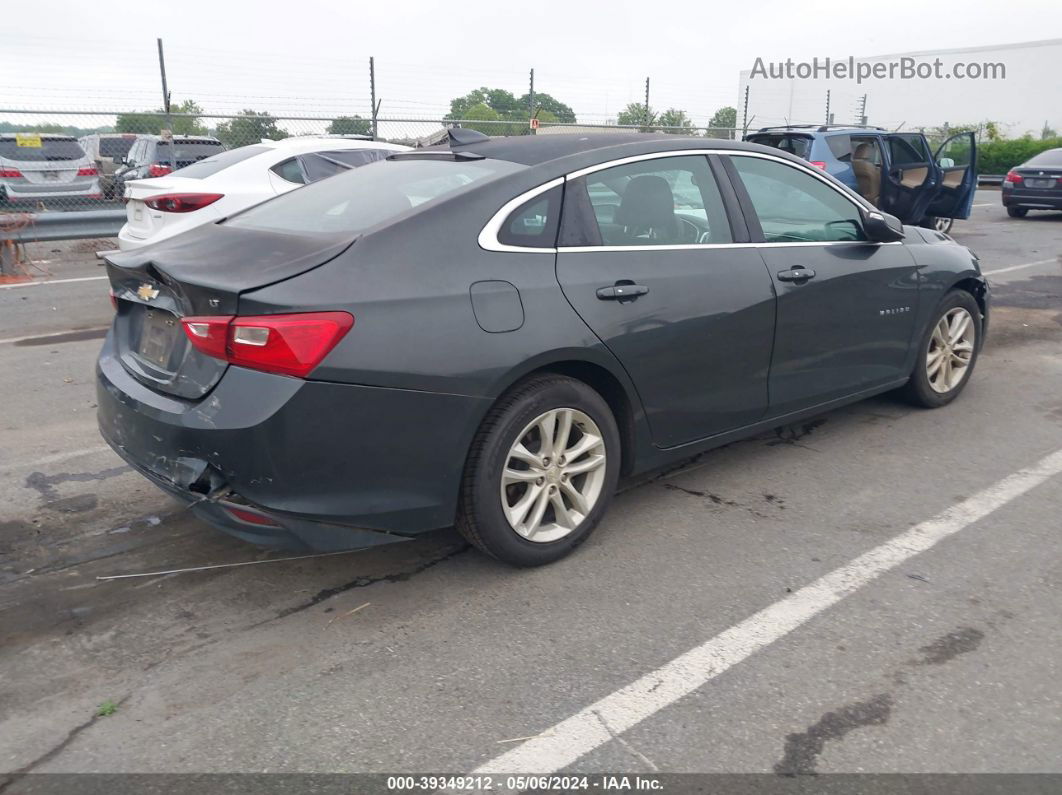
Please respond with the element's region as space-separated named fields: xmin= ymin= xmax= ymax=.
xmin=926 ymin=307 xmax=976 ymax=393
xmin=500 ymin=408 xmax=607 ymax=543
xmin=933 ymin=216 xmax=953 ymax=234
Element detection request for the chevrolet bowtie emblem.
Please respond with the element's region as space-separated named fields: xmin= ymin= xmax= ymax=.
xmin=137 ymin=283 xmax=159 ymax=301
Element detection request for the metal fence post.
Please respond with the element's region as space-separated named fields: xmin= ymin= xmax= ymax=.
xmin=644 ymin=77 xmax=651 ymax=128
xmin=528 ymin=68 xmax=535 ymax=134
xmin=369 ymin=57 xmax=378 ymax=140
xmin=156 ymin=38 xmax=176 ymax=169
xmin=742 ymin=85 xmax=749 ymax=135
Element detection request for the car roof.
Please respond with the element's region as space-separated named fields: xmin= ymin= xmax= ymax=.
xmin=257 ymin=136 xmax=407 ymax=152
xmin=0 ymin=132 xmax=77 ymax=140
xmin=443 ymin=133 xmax=796 ymax=170
xmin=136 ymin=134 xmax=222 ymax=142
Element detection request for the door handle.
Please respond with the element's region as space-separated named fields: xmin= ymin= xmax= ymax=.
xmin=776 ymin=266 xmax=816 ymax=283
xmin=596 ymin=283 xmax=649 ymax=301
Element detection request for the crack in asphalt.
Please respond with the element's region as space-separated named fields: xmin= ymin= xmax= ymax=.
xmin=0 ymin=694 xmax=130 ymax=788
xmin=261 ymin=544 xmax=471 ymax=624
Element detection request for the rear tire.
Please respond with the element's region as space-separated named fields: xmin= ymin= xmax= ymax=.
xmin=901 ymin=290 xmax=981 ymax=408
xmin=1007 ymin=207 xmax=1028 ymax=218
xmin=457 ymin=375 xmax=620 ymax=567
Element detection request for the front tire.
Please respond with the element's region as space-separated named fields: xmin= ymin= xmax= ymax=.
xmin=1007 ymin=206 xmax=1028 ymax=218
xmin=923 ymin=216 xmax=954 ymax=234
xmin=901 ymin=291 xmax=981 ymax=408
xmin=457 ymin=375 xmax=620 ymax=566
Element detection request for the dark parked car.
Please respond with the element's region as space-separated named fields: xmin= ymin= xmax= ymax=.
xmin=98 ymin=132 xmax=989 ymax=566
xmin=1001 ymin=147 xmax=1062 ymax=217
xmin=113 ymin=134 xmax=225 ymax=197
xmin=745 ymin=125 xmax=977 ymax=234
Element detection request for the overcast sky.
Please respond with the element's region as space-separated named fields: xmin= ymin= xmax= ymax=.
xmin=2 ymin=0 xmax=1061 ymax=128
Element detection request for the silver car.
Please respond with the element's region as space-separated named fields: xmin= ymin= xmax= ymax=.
xmin=0 ymin=133 xmax=102 ymax=204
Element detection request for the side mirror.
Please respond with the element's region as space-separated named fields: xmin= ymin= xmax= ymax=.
xmin=862 ymin=209 xmax=905 ymax=242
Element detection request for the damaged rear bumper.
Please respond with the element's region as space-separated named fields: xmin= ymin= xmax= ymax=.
xmin=96 ymin=330 xmax=490 ymax=551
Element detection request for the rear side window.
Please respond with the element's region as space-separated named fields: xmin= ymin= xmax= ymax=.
xmin=747 ymin=134 xmax=812 ymax=159
xmin=731 ymin=155 xmax=866 ymax=243
xmin=230 ymin=156 xmax=525 ymax=235
xmin=825 ymin=134 xmax=852 ymax=160
xmin=297 ymin=149 xmax=393 ymax=182
xmin=888 ymin=134 xmax=930 ymax=165
xmin=497 ymin=186 xmax=561 ymax=248
xmin=0 ymin=137 xmax=85 ymax=161
xmin=172 ymin=145 xmax=270 ymax=178
xmin=568 ymin=155 xmax=732 ymax=246
xmin=271 ymin=158 xmax=306 ymax=184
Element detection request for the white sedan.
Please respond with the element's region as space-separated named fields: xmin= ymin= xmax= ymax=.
xmin=117 ymin=136 xmax=410 ymax=250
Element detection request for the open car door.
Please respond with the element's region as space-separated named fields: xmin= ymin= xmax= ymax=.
xmin=878 ymin=133 xmax=940 ymax=224
xmin=924 ymin=131 xmax=977 ymax=222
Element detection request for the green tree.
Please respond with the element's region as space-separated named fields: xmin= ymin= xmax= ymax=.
xmin=447 ymin=87 xmax=522 ymax=120
xmin=520 ymin=92 xmax=576 ymax=123
xmin=115 ymin=99 xmax=206 ymax=135
xmin=215 ymin=110 xmax=289 ymax=148
xmin=707 ymin=106 xmax=737 ymax=139
xmin=1041 ymin=122 xmax=1057 ymax=140
xmin=328 ymin=115 xmax=371 ymax=136
xmin=616 ymin=102 xmax=655 ymax=130
xmin=656 ymin=108 xmax=695 ymax=132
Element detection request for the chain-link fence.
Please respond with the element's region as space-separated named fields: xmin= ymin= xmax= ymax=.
xmin=0 ymin=109 xmax=748 ymax=216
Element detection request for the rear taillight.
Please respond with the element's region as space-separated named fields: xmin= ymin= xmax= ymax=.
xmin=809 ymin=161 xmax=827 ymax=170
xmin=1004 ymin=171 xmax=1023 ymax=184
xmin=148 ymin=164 xmax=173 ymax=177
xmin=77 ymin=166 xmax=98 ymax=176
xmin=225 ymin=506 xmax=280 ymax=527
xmin=181 ymin=312 xmax=354 ymax=378
xmin=109 ymin=288 xmax=118 ymax=310
xmin=144 ymin=193 xmax=224 ymax=213
xmin=0 ymin=168 xmax=22 ymax=178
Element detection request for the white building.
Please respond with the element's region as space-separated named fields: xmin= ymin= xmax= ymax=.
xmin=737 ymin=38 xmax=1062 ymax=137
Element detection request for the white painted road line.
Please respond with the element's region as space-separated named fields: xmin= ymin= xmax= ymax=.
xmin=0 ymin=275 xmax=108 ymax=290
xmin=472 ymin=447 xmax=1062 ymax=776
xmin=982 ymin=258 xmax=1057 ymax=277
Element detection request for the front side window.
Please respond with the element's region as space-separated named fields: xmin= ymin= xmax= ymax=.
xmin=732 ymin=155 xmax=866 ymax=243
xmin=573 ymin=155 xmax=732 ymax=246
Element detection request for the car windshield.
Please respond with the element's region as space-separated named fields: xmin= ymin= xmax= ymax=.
xmin=170 ymin=145 xmax=271 ymax=178
xmin=228 ymin=156 xmax=526 ymax=235
xmin=747 ymin=134 xmax=813 ymax=159
xmin=0 ymin=137 xmax=85 ymax=162
xmin=1024 ymin=149 xmax=1062 ymax=167
xmin=99 ymin=137 xmax=135 ymax=157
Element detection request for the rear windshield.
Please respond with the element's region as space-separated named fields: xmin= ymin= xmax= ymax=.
xmin=1024 ymin=149 xmax=1062 ymax=167
xmin=171 ymin=145 xmax=270 ymax=178
xmin=0 ymin=137 xmax=85 ymax=162
xmin=99 ymin=137 xmax=135 ymax=157
xmin=747 ymin=134 xmax=812 ymax=159
xmin=155 ymin=141 xmax=225 ymax=163
xmin=228 ymin=156 xmax=525 ymax=235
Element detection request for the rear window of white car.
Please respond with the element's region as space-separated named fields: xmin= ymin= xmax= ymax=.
xmin=0 ymin=137 xmax=85 ymax=161
xmin=228 ymin=156 xmax=525 ymax=235
xmin=99 ymin=137 xmax=135 ymax=158
xmin=171 ymin=146 xmax=271 ymax=178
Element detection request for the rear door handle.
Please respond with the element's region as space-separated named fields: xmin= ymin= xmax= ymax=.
xmin=776 ymin=267 xmax=816 ymax=283
xmin=596 ymin=284 xmax=649 ymax=300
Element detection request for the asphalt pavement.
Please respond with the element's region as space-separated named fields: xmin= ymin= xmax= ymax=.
xmin=0 ymin=192 xmax=1059 ymax=785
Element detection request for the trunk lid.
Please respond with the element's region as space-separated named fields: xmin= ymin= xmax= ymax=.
xmin=105 ymin=223 xmax=356 ymax=399
xmin=123 ymin=176 xmax=208 ymax=240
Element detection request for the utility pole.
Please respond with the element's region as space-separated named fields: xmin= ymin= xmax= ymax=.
xmin=369 ymin=57 xmax=378 ymax=140
xmin=644 ymin=77 xmax=651 ymax=128
xmin=528 ymin=68 xmax=535 ymax=134
xmin=825 ymin=90 xmax=831 ymax=127
xmin=156 ymin=38 xmax=175 ymax=170
xmin=742 ymin=85 xmax=750 ymax=137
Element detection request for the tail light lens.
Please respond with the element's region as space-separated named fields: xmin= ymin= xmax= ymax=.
xmin=0 ymin=168 xmax=22 ymax=178
xmin=77 ymin=166 xmax=98 ymax=176
xmin=809 ymin=161 xmax=827 ymax=170
xmin=181 ymin=312 xmax=354 ymax=378
xmin=148 ymin=164 xmax=173 ymax=177
xmin=1004 ymin=171 xmax=1023 ymax=184
xmin=144 ymin=193 xmax=224 ymax=213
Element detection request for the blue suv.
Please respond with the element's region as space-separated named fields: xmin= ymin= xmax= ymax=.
xmin=745 ymin=125 xmax=976 ymax=233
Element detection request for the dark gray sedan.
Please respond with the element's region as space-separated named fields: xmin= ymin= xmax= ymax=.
xmin=97 ymin=132 xmax=989 ymax=566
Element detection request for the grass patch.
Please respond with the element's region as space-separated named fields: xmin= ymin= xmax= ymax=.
xmin=95 ymin=699 xmax=118 ymax=717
